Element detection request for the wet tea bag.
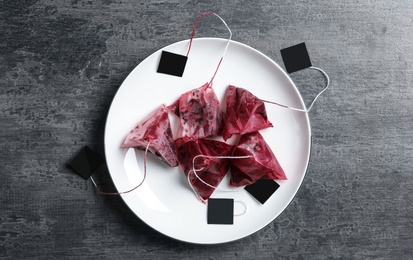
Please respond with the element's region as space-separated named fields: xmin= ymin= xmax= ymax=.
xmin=166 ymin=12 xmax=232 ymax=139
xmin=122 ymin=105 xmax=178 ymax=167
xmin=230 ymin=131 xmax=286 ymax=187
xmin=175 ymin=137 xmax=234 ymax=203
xmin=222 ymin=85 xmax=273 ymax=141
xmin=167 ymin=82 xmax=224 ymax=139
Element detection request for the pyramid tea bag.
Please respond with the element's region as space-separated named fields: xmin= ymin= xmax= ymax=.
xmin=222 ymin=85 xmax=273 ymax=141
xmin=122 ymin=105 xmax=178 ymax=167
xmin=175 ymin=137 xmax=233 ymax=203
xmin=168 ymin=83 xmax=223 ymax=139
xmin=230 ymin=131 xmax=286 ymax=187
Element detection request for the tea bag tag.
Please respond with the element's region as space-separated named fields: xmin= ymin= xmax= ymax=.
xmin=156 ymin=12 xmax=231 ymax=83
xmin=67 ymin=145 xmax=104 ymax=180
xmin=280 ymin=42 xmax=312 ymax=73
xmin=245 ymin=179 xmax=280 ymax=204
xmin=157 ymin=50 xmax=188 ymax=77
xmin=207 ymin=198 xmax=234 ymax=225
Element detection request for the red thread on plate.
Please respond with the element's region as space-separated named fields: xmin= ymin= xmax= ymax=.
xmin=186 ymin=11 xmax=214 ymax=57
xmin=259 ymin=66 xmax=331 ymax=112
xmin=91 ymin=142 xmax=150 ymax=195
xmin=185 ymin=11 xmax=232 ymax=87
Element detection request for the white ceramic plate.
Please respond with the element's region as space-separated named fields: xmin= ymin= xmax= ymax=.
xmin=104 ymin=38 xmax=311 ymax=244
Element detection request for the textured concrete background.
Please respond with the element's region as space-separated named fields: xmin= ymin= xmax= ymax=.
xmin=1 ymin=0 xmax=413 ymax=259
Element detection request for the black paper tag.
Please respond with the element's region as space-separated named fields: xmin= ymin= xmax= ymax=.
xmin=280 ymin=42 xmax=312 ymax=73
xmin=207 ymin=198 xmax=234 ymax=225
xmin=67 ymin=145 xmax=104 ymax=180
xmin=245 ymin=179 xmax=280 ymax=204
xmin=157 ymin=51 xmax=188 ymax=77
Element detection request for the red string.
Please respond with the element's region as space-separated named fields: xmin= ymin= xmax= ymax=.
xmin=185 ymin=12 xmax=231 ymax=88
xmin=258 ymin=67 xmax=331 ymax=112
xmin=92 ymin=143 xmax=150 ymax=195
xmin=186 ymin=11 xmax=214 ymax=57
xmin=259 ymin=99 xmax=289 ymax=109
xmin=208 ymin=57 xmax=223 ymax=87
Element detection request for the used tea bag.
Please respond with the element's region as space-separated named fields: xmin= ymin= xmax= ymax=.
xmin=122 ymin=105 xmax=178 ymax=167
xmin=168 ymin=83 xmax=223 ymax=139
xmin=222 ymin=85 xmax=273 ymax=141
xmin=230 ymin=131 xmax=286 ymax=187
xmin=175 ymin=137 xmax=233 ymax=203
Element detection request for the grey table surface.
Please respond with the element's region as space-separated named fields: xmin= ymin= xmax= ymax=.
xmin=1 ymin=0 xmax=413 ymax=259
